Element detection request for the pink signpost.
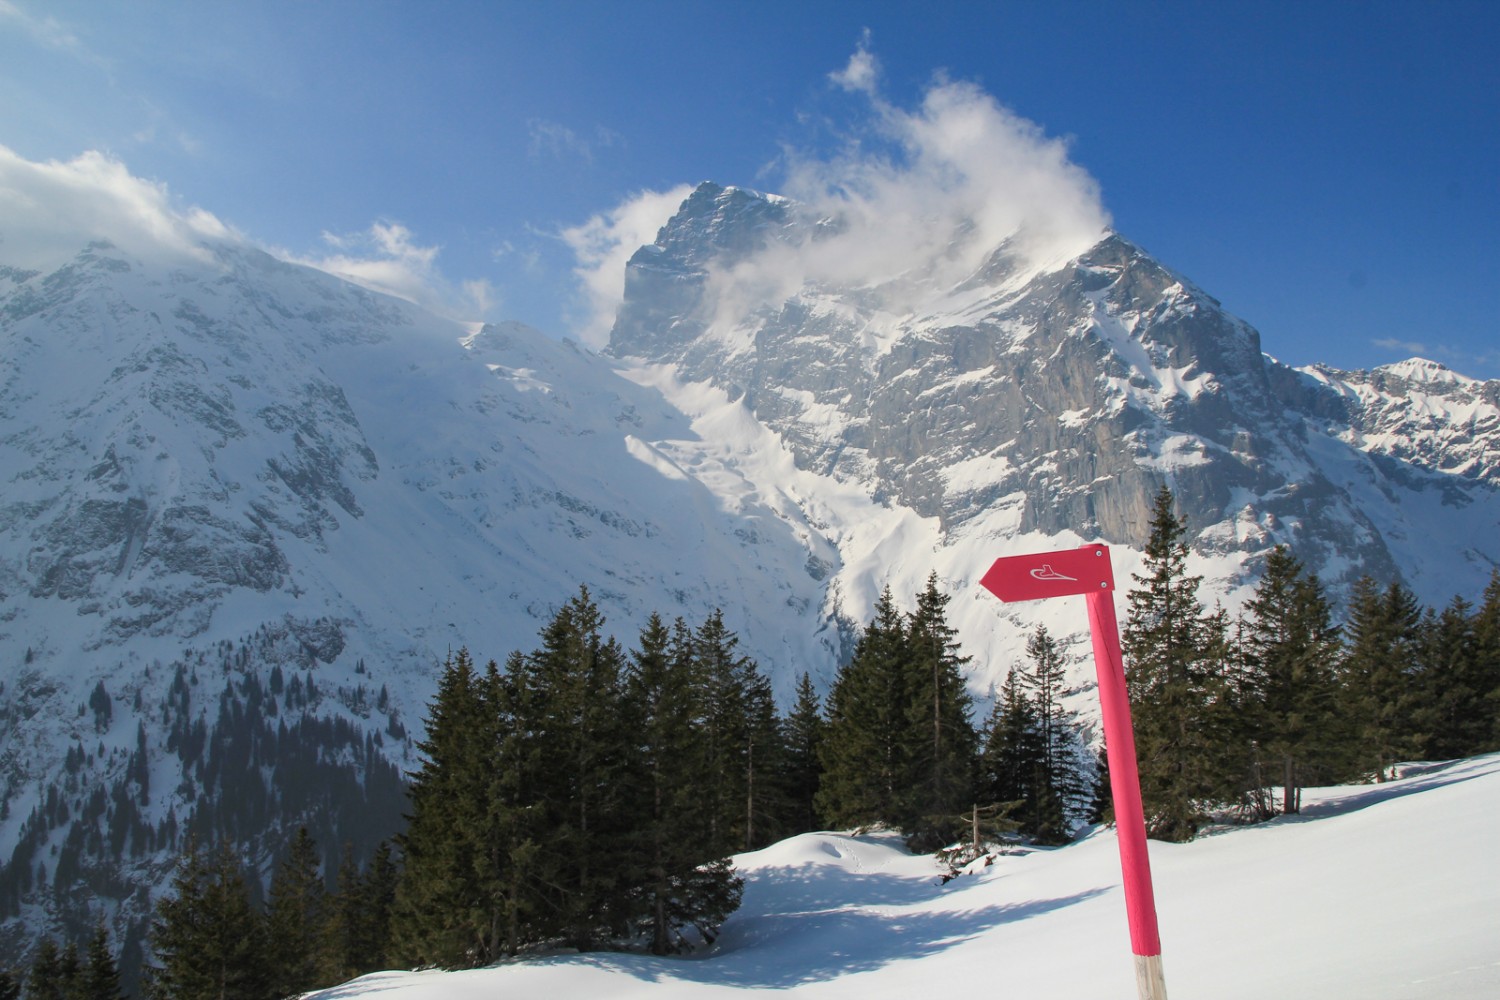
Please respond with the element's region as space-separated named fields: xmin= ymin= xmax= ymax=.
xmin=980 ymin=543 xmax=1168 ymax=1000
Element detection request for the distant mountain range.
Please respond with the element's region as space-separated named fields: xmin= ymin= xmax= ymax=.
xmin=1 ymin=182 xmax=1496 ymax=975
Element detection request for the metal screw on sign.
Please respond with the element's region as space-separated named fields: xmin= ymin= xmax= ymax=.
xmin=980 ymin=543 xmax=1168 ymax=1000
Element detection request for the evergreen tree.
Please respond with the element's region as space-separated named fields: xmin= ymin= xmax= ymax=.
xmin=0 ymin=969 xmax=18 ymax=1000
xmin=817 ymin=588 xmax=910 ymax=828
xmin=520 ymin=587 xmax=633 ymax=949
xmin=58 ymin=942 xmax=82 ymax=1000
xmin=392 ymin=648 xmax=502 ymax=968
xmin=265 ymin=827 xmax=328 ymax=997
xmin=901 ymin=574 xmax=977 ymax=848
xmin=77 ymin=925 xmax=126 ymax=1000
xmin=1123 ymin=487 xmax=1231 ymax=841
xmin=146 ymin=842 xmax=269 ymax=1000
xmin=1239 ymin=546 xmax=1342 ymax=814
xmin=1018 ymin=625 xmax=1088 ymax=842
xmin=780 ymin=672 xmax=826 ymax=835
xmin=25 ymin=939 xmax=66 ymax=1000
xmin=621 ymin=613 xmax=743 ymax=953
xmin=1419 ymin=594 xmax=1493 ymax=759
xmin=1476 ymin=570 xmax=1500 ymax=750
xmin=1340 ymin=577 xmax=1425 ymax=781
xmin=1087 ymin=745 xmax=1113 ymax=825
xmin=978 ymin=669 xmax=1041 ymax=827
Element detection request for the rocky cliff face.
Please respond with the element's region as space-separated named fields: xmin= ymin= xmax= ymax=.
xmin=2 ymin=183 xmax=1498 ymax=978
xmin=611 ymin=182 xmax=1499 ymax=599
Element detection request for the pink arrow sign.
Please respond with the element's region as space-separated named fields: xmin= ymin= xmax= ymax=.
xmin=980 ymin=543 xmax=1114 ymax=602
xmin=981 ymin=543 xmax=1168 ymax=1000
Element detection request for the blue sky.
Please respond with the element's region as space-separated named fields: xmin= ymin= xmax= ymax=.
xmin=2 ymin=0 xmax=1497 ymax=376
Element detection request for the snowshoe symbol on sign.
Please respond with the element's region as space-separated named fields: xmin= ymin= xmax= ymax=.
xmin=1028 ymin=564 xmax=1077 ymax=582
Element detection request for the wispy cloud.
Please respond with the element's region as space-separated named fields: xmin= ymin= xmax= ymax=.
xmin=561 ymin=184 xmax=696 ymax=348
xmin=693 ymin=42 xmax=1111 ymax=336
xmin=561 ymin=42 xmax=1110 ymax=351
xmin=0 ymin=145 xmax=494 ymax=321
xmin=0 ymin=144 xmax=232 ymax=271
xmin=528 ymin=119 xmax=622 ymax=165
xmin=292 ymin=222 xmax=498 ymax=321
xmin=0 ymin=0 xmax=107 ymax=69
xmin=828 ymin=28 xmax=879 ymax=95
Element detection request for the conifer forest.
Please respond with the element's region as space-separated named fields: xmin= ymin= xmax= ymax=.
xmin=7 ymin=487 xmax=1499 ymax=999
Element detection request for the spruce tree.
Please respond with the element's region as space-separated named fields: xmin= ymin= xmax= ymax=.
xmin=1419 ymin=595 xmax=1491 ymax=759
xmin=1239 ymin=545 xmax=1342 ymax=813
xmin=25 ymin=939 xmax=66 ymax=1000
xmin=520 ymin=587 xmax=632 ymax=949
xmin=978 ymin=669 xmax=1041 ymax=827
xmin=781 ymin=671 xmax=826 ymax=835
xmin=816 ymin=588 xmax=910 ymax=828
xmin=1018 ymin=625 xmax=1088 ymax=842
xmin=392 ymin=648 xmax=502 ymax=967
xmin=0 ymin=969 xmax=17 ymax=1000
xmin=146 ymin=842 xmax=268 ymax=1000
xmin=1123 ymin=487 xmax=1230 ymax=841
xmin=266 ymin=827 xmax=328 ymax=996
xmin=1340 ymin=577 xmax=1425 ymax=781
xmin=78 ymin=925 xmax=126 ymax=1000
xmin=901 ymin=573 xmax=977 ymax=848
xmin=1476 ymin=570 xmax=1500 ymax=750
xmin=622 ymin=613 xmax=742 ymax=953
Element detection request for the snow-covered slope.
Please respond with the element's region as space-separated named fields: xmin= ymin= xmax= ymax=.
xmin=311 ymin=753 xmax=1500 ymax=1000
xmin=3 ymin=184 xmax=1499 ymax=974
xmin=612 ymin=183 xmax=1500 ymax=665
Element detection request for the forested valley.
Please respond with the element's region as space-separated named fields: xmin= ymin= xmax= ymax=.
xmin=10 ymin=490 xmax=1499 ymax=1000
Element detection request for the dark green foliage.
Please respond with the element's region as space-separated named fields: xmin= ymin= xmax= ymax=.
xmin=146 ymin=842 xmax=269 ymax=1000
xmin=1123 ymin=487 xmax=1233 ymax=841
xmin=622 ymin=613 xmax=743 ymax=953
xmin=780 ymin=672 xmax=826 ymax=834
xmin=1418 ymin=592 xmax=1498 ymax=760
xmin=1339 ymin=576 xmax=1426 ymax=782
xmin=392 ymin=591 xmax=747 ymax=964
xmin=0 ymin=968 xmax=17 ymax=1000
xmin=266 ymin=827 xmax=328 ymax=997
xmin=1237 ymin=545 xmax=1342 ymax=814
xmin=326 ymin=840 xmax=398 ymax=981
xmin=977 ymin=627 xmax=1089 ymax=844
xmin=978 ymin=668 xmax=1039 ymax=823
xmin=77 ymin=925 xmax=126 ymax=1000
xmin=902 ymin=574 xmax=978 ymax=848
xmin=25 ymin=939 xmax=66 ymax=1000
xmin=816 ymin=588 xmax=912 ymax=828
xmin=391 ymin=648 xmax=504 ymax=967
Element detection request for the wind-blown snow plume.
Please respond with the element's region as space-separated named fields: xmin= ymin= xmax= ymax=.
xmin=291 ymin=221 xmax=498 ymax=322
xmin=563 ymin=183 xmax=696 ymax=347
xmin=0 ymin=144 xmax=233 ymax=269
xmin=700 ymin=42 xmax=1112 ymax=328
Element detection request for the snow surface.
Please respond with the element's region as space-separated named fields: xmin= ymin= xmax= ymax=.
xmin=307 ymin=754 xmax=1500 ymax=1000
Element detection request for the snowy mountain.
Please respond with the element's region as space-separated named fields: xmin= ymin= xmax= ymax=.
xmin=2 ymin=183 xmax=1498 ymax=974
xmin=309 ymin=753 xmax=1500 ymax=1000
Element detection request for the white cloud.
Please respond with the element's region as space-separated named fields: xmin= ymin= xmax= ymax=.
xmin=290 ymin=222 xmax=498 ymax=322
xmin=829 ymin=29 xmax=879 ymax=95
xmin=561 ymin=184 xmax=695 ymax=348
xmin=0 ymin=144 xmax=232 ymax=271
xmin=0 ymin=0 xmax=106 ymax=69
xmin=734 ymin=66 xmax=1110 ymax=326
xmin=0 ymin=145 xmax=494 ymax=322
xmin=528 ymin=119 xmax=622 ymax=164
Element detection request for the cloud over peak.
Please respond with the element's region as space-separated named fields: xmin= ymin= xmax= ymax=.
xmin=0 ymin=145 xmax=233 ymax=272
